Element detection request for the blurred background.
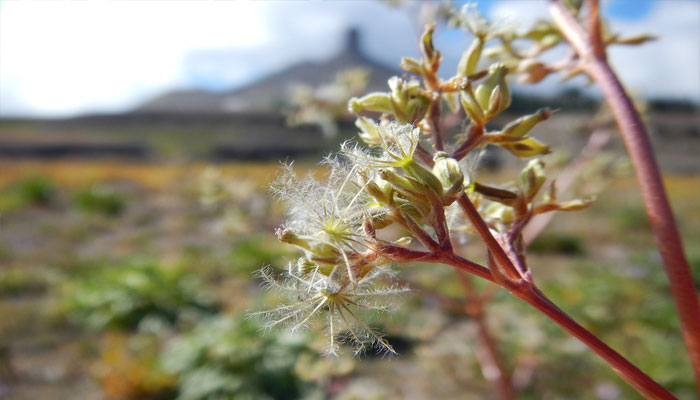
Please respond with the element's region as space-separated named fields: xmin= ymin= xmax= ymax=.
xmin=0 ymin=0 xmax=698 ymax=399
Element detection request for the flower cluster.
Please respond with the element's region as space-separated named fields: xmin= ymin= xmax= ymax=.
xmin=254 ymin=6 xmax=593 ymax=356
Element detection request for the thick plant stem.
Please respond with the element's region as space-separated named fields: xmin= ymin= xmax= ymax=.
xmin=517 ymin=287 xmax=676 ymax=400
xmin=550 ymin=0 xmax=700 ymax=387
xmin=452 ymin=192 xmax=674 ymax=398
xmin=440 ymin=255 xmax=676 ymax=399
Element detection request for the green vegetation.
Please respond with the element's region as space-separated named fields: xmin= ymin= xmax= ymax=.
xmin=162 ymin=316 xmax=319 ymax=400
xmin=59 ymin=260 xmax=218 ymax=330
xmin=73 ymin=184 xmax=127 ymax=216
xmin=0 ymin=175 xmax=56 ymax=211
xmin=0 ymin=162 xmax=696 ymax=399
xmin=0 ymin=268 xmax=50 ymax=297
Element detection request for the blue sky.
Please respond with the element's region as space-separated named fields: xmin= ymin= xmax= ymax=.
xmin=0 ymin=0 xmax=697 ymax=117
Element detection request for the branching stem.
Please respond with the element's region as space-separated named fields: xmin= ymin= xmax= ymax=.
xmin=550 ymin=0 xmax=700 ymax=388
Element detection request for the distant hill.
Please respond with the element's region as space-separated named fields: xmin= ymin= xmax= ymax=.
xmin=136 ymin=29 xmax=400 ymax=114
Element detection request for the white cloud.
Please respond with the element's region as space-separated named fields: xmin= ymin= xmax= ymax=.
xmin=0 ymin=0 xmax=266 ymax=117
xmin=0 ymin=0 xmax=697 ymax=117
xmin=609 ymin=2 xmax=700 ymax=101
xmin=486 ymin=0 xmax=700 ymax=101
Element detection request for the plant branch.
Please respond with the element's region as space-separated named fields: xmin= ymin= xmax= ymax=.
xmin=440 ymin=254 xmax=677 ymax=399
xmin=456 ymin=193 xmax=524 ymax=284
xmin=550 ymin=0 xmax=700 ymax=387
xmin=452 ymin=124 xmax=485 ymax=161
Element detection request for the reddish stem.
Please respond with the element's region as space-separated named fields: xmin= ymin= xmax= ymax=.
xmin=440 ymin=255 xmax=676 ymax=399
xmin=550 ymin=0 xmax=700 ymax=387
xmin=457 ymin=271 xmax=515 ymax=400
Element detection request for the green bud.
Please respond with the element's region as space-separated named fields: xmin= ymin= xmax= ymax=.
xmin=402 ymin=159 xmax=444 ymax=196
xmin=542 ymin=180 xmax=557 ymax=204
xmin=487 ymin=85 xmax=504 ymax=117
xmin=401 ymin=56 xmax=423 ymax=75
xmin=500 ymin=108 xmax=554 ymax=141
xmin=432 ymin=151 xmax=465 ymax=189
xmin=443 ymin=92 xmax=460 ymax=114
xmin=460 ymin=81 xmax=485 ymax=124
xmin=349 ymin=92 xmax=394 ymax=114
xmin=386 ymin=77 xmax=428 ymax=123
xmin=365 ymin=176 xmax=393 ymax=204
xmin=474 ymin=63 xmax=510 ymax=117
xmin=276 ymin=228 xmax=311 ymax=250
xmin=378 ymin=168 xmax=434 ymax=217
xmin=557 ymin=198 xmax=594 ymax=211
xmin=420 ymin=23 xmax=440 ymax=69
xmin=519 ymin=159 xmax=546 ymax=199
xmin=501 ymin=137 xmax=552 ymax=158
xmin=405 ymin=97 xmax=430 ymax=124
xmin=458 ymin=37 xmax=484 ymax=77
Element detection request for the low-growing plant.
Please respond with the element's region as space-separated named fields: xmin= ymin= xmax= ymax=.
xmin=73 ymin=184 xmax=127 ymax=216
xmin=253 ymin=1 xmax=696 ymax=398
xmin=0 ymin=175 xmax=56 ymax=211
xmin=60 ymin=260 xmax=218 ymax=330
xmin=161 ymin=315 xmax=353 ymax=400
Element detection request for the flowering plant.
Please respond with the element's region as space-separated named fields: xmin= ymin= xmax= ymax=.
xmin=255 ymin=2 xmax=696 ymax=399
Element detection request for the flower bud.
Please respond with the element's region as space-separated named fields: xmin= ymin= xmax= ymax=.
xmin=518 ymin=59 xmax=552 ymax=84
xmin=387 ymin=77 xmax=429 ymax=123
xmin=460 ymin=81 xmax=485 ymax=125
xmin=348 ymin=92 xmax=394 ymax=114
xmin=402 ymin=159 xmax=444 ymax=196
xmin=365 ymin=176 xmax=393 ymax=204
xmin=475 ymin=63 xmax=510 ymax=118
xmin=519 ymin=159 xmax=546 ymax=199
xmin=401 ymin=56 xmax=423 ymax=75
xmin=420 ymin=23 xmax=441 ymax=70
xmin=500 ymin=108 xmax=554 ymax=141
xmin=405 ymin=97 xmax=430 ymax=124
xmin=432 ymin=151 xmax=465 ymax=189
xmin=458 ymin=37 xmax=484 ymax=77
xmin=501 ymin=137 xmax=552 ymax=158
xmin=556 ymin=197 xmax=594 ymax=211
xmin=276 ymin=228 xmax=311 ymax=250
xmin=378 ymin=169 xmax=432 ymax=215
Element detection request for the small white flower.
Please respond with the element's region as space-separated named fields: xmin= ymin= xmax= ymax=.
xmin=252 ymin=265 xmax=409 ymax=356
xmin=271 ymin=159 xmax=382 ymax=282
xmin=343 ymin=120 xmax=421 ymax=169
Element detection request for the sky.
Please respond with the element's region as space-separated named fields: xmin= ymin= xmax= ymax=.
xmin=0 ymin=0 xmax=698 ymax=118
